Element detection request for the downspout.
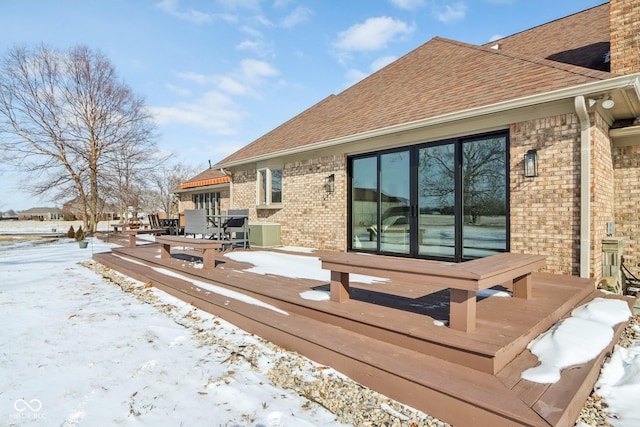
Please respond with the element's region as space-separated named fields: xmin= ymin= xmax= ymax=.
xmin=574 ymin=95 xmax=590 ymax=278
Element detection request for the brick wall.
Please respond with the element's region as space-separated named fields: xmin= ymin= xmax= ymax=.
xmin=510 ymin=114 xmax=582 ymax=275
xmin=591 ymin=113 xmax=616 ymax=279
xmin=230 ymin=169 xmax=256 ymax=216
xmin=230 ymin=155 xmax=346 ymax=251
xmin=610 ymin=0 xmax=640 ymax=75
xmin=281 ymin=155 xmax=345 ymax=250
xmin=613 ymin=145 xmax=640 ymax=279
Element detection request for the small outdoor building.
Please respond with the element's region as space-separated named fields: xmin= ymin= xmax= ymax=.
xmin=178 ymin=1 xmax=640 ymax=282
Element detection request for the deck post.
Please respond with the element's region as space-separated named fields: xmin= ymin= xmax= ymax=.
xmin=160 ymin=243 xmax=171 ymax=260
xmin=330 ymin=271 xmax=350 ymax=302
xmin=512 ymin=273 xmax=532 ymax=299
xmin=202 ymin=249 xmax=216 ymax=270
xmin=128 ymin=234 xmax=137 ymax=248
xmin=450 ymin=289 xmax=476 ymax=332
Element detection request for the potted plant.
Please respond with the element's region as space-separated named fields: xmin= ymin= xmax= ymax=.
xmin=75 ymin=226 xmax=88 ymax=248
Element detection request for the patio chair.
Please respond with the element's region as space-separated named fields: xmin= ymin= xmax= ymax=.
xmin=222 ymin=209 xmax=250 ymax=248
xmin=184 ymin=209 xmax=218 ymax=238
xmin=149 ymin=213 xmax=169 ymax=234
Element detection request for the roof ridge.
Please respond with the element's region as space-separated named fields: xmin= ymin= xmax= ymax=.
xmin=483 ymin=2 xmax=609 ymax=47
xmin=434 ymin=36 xmax=611 ymax=80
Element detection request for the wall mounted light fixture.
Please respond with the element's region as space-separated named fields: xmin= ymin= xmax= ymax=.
xmin=602 ymin=95 xmax=615 ymax=109
xmin=524 ymin=149 xmax=538 ymax=178
xmin=324 ymin=173 xmax=335 ymax=192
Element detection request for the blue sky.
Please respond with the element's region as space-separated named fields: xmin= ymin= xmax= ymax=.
xmin=0 ymin=0 xmax=605 ymax=211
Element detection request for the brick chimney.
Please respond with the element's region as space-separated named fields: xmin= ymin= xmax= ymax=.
xmin=609 ymin=0 xmax=640 ymax=75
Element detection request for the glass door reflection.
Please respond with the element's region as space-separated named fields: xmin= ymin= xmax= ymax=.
xmin=418 ymin=144 xmax=455 ymax=258
xmin=380 ymin=150 xmax=410 ymax=254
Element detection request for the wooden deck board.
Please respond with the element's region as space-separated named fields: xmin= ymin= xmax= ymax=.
xmin=92 ymin=244 xmax=629 ymax=427
xmin=109 ymin=245 xmax=596 ymax=373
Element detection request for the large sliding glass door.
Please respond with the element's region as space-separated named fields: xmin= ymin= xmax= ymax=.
xmin=461 ymin=137 xmax=507 ymax=258
xmin=380 ymin=151 xmax=411 ymax=254
xmin=418 ymin=143 xmax=456 ymax=258
xmin=348 ymin=131 xmax=508 ymax=261
xmin=351 ymin=157 xmax=378 ymax=250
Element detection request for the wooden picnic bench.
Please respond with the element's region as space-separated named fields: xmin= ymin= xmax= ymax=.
xmin=155 ymin=236 xmax=225 ymax=270
xmin=121 ymin=228 xmax=168 ymax=248
xmin=320 ymin=252 xmax=546 ymax=332
xmin=111 ymin=223 xmax=150 ymax=232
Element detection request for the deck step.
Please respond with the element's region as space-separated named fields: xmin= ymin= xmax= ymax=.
xmin=496 ymin=290 xmax=633 ymax=427
xmin=92 ymin=248 xmax=630 ymax=427
xmin=94 ymin=251 xmax=549 ymax=426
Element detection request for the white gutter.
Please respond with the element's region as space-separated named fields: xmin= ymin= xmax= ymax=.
xmin=574 ymin=95 xmax=591 ymax=278
xmin=217 ymin=75 xmax=640 ymax=169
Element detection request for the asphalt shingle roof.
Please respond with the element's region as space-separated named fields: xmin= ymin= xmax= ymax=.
xmin=218 ymin=33 xmax=612 ymax=166
xmin=484 ymin=3 xmax=610 ymax=71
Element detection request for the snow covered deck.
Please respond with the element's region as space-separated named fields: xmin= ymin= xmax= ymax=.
xmin=93 ymin=242 xmax=632 ymax=427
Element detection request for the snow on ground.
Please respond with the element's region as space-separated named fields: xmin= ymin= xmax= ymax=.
xmin=225 ymin=250 xmax=388 ymax=285
xmin=0 ymin=225 xmax=352 ymax=426
xmin=2 ymin=220 xmax=640 ymax=426
xmin=522 ymin=298 xmax=631 ymax=384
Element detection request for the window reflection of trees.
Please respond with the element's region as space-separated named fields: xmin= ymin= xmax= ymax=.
xmin=462 ymin=138 xmax=506 ymax=223
xmin=419 ymin=144 xmax=455 ymax=213
xmin=419 ymin=138 xmax=506 ymax=222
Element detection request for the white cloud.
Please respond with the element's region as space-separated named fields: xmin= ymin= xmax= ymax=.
xmin=165 ymin=83 xmax=192 ymax=97
xmin=240 ymin=58 xmax=279 ymax=84
xmin=156 ymin=0 xmax=212 ymax=24
xmin=176 ymin=58 xmax=278 ymax=96
xmin=281 ymin=6 xmax=313 ymax=28
xmin=488 ymin=34 xmax=504 ymax=42
xmin=236 ymin=39 xmax=273 ymax=57
xmin=390 ymin=0 xmax=426 ymax=11
xmin=176 ymin=71 xmax=216 ymax=85
xmin=343 ymin=55 xmax=398 ymax=89
xmin=237 ymin=39 xmax=261 ymax=51
xmin=344 ymin=68 xmax=369 ymax=88
xmin=149 ymin=91 xmax=243 ymax=135
xmin=241 ymin=25 xmax=264 ymax=38
xmin=433 ymin=2 xmax=467 ymax=24
xmin=217 ymin=0 xmax=262 ymax=11
xmin=156 ymin=57 xmax=279 ymax=136
xmin=334 ymin=17 xmax=413 ymax=52
xmin=273 ymin=0 xmax=293 ymax=7
xmin=216 ymin=75 xmax=250 ymax=95
xmin=371 ymin=55 xmax=397 ymax=71
xmin=156 ymin=0 xmax=238 ymax=23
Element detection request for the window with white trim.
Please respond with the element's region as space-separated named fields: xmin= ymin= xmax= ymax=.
xmin=257 ymin=167 xmax=282 ymax=207
xmin=193 ymin=192 xmax=221 ymax=216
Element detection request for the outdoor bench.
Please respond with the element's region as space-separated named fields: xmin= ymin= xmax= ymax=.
xmin=155 ymin=236 xmax=225 ymax=270
xmin=320 ymin=252 xmax=546 ymax=332
xmin=122 ymin=228 xmax=168 ymax=248
xmin=111 ymin=223 xmax=146 ymax=232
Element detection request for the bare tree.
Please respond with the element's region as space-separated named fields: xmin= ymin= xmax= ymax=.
xmin=146 ymin=162 xmax=201 ymax=217
xmin=0 ymin=44 xmax=160 ymax=232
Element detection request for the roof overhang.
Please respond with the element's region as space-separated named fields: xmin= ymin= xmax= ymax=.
xmin=216 ymin=74 xmax=640 ymax=169
xmin=173 ymin=182 xmax=229 ymax=194
xmin=173 ymin=176 xmax=231 ymax=194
